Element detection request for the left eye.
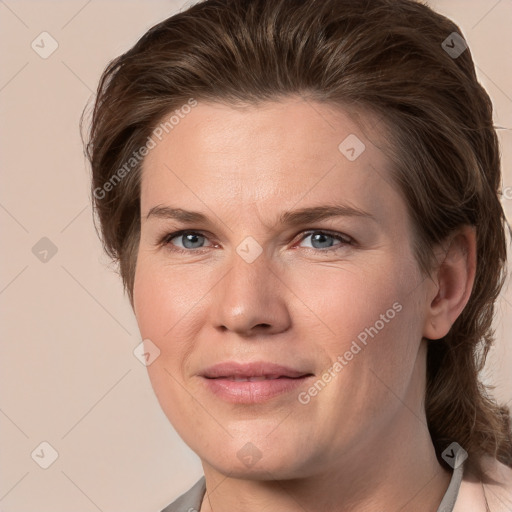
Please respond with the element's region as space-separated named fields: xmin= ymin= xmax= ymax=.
xmin=161 ymin=230 xmax=351 ymax=252
xmin=298 ymin=231 xmax=352 ymax=251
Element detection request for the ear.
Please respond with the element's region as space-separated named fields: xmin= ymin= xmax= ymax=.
xmin=422 ymin=225 xmax=477 ymax=340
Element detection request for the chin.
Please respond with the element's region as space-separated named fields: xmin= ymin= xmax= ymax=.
xmin=198 ymin=437 xmax=317 ymax=480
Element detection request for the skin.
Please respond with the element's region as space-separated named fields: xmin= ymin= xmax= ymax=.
xmin=133 ymin=97 xmax=476 ymax=512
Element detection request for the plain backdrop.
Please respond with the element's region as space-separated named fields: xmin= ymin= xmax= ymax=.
xmin=1 ymin=1 xmax=511 ymax=511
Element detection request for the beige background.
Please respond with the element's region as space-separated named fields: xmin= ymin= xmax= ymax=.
xmin=0 ymin=1 xmax=511 ymax=511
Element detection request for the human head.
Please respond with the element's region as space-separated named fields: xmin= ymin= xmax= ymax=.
xmin=83 ymin=0 xmax=512 ymax=479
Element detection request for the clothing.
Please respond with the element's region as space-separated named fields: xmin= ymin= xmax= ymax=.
xmin=160 ymin=454 xmax=512 ymax=512
xmin=161 ymin=476 xmax=205 ymax=512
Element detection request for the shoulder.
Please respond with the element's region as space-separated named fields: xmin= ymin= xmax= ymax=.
xmin=481 ymin=456 xmax=512 ymax=511
xmin=160 ymin=476 xmax=206 ymax=512
xmin=454 ymin=457 xmax=512 ymax=512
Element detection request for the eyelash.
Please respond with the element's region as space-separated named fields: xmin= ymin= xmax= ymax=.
xmin=159 ymin=229 xmax=353 ymax=255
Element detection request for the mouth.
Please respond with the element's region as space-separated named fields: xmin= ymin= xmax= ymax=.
xmin=200 ymin=361 xmax=314 ymax=403
xmin=207 ymin=375 xmax=301 ymax=382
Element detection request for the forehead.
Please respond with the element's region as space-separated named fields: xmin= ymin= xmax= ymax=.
xmin=140 ymin=98 xmax=405 ymax=227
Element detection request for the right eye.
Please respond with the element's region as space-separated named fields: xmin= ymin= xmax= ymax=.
xmin=161 ymin=230 xmax=214 ymax=252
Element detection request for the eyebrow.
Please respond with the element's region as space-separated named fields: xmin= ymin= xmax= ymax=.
xmin=145 ymin=203 xmax=376 ymax=227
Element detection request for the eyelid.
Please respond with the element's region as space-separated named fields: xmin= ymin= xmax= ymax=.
xmin=160 ymin=229 xmax=216 ymax=250
xmin=299 ymin=229 xmax=353 ymax=246
xmin=159 ymin=228 xmax=354 ymax=254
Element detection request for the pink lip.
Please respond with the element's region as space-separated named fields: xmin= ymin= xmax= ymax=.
xmin=200 ymin=361 xmax=314 ymax=404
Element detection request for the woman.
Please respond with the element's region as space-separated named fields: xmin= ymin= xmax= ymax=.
xmin=83 ymin=0 xmax=512 ymax=510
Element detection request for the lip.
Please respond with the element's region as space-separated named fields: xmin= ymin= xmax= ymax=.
xmin=200 ymin=361 xmax=314 ymax=404
xmin=201 ymin=361 xmax=311 ymax=379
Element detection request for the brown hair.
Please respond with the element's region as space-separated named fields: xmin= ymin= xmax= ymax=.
xmin=82 ymin=0 xmax=512 ymax=478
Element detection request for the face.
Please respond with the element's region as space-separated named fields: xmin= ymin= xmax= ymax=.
xmin=133 ymin=97 xmax=431 ymax=479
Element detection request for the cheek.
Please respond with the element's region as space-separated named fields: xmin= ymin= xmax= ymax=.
xmin=133 ymin=261 xmax=186 ymax=400
xmin=292 ymin=256 xmax=412 ymax=348
xmin=302 ymin=255 xmax=423 ymax=402
xmin=133 ymin=257 xmax=206 ymax=342
xmin=133 ymin=257 xmax=215 ymax=400
xmin=133 ymin=261 xmax=201 ymax=430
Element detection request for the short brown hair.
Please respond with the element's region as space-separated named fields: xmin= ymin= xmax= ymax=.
xmin=82 ymin=0 xmax=512 ymax=478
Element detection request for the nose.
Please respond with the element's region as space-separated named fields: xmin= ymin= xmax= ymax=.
xmin=210 ymin=248 xmax=291 ymax=337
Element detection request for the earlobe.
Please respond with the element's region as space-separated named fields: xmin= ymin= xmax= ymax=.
xmin=422 ymin=225 xmax=477 ymax=341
